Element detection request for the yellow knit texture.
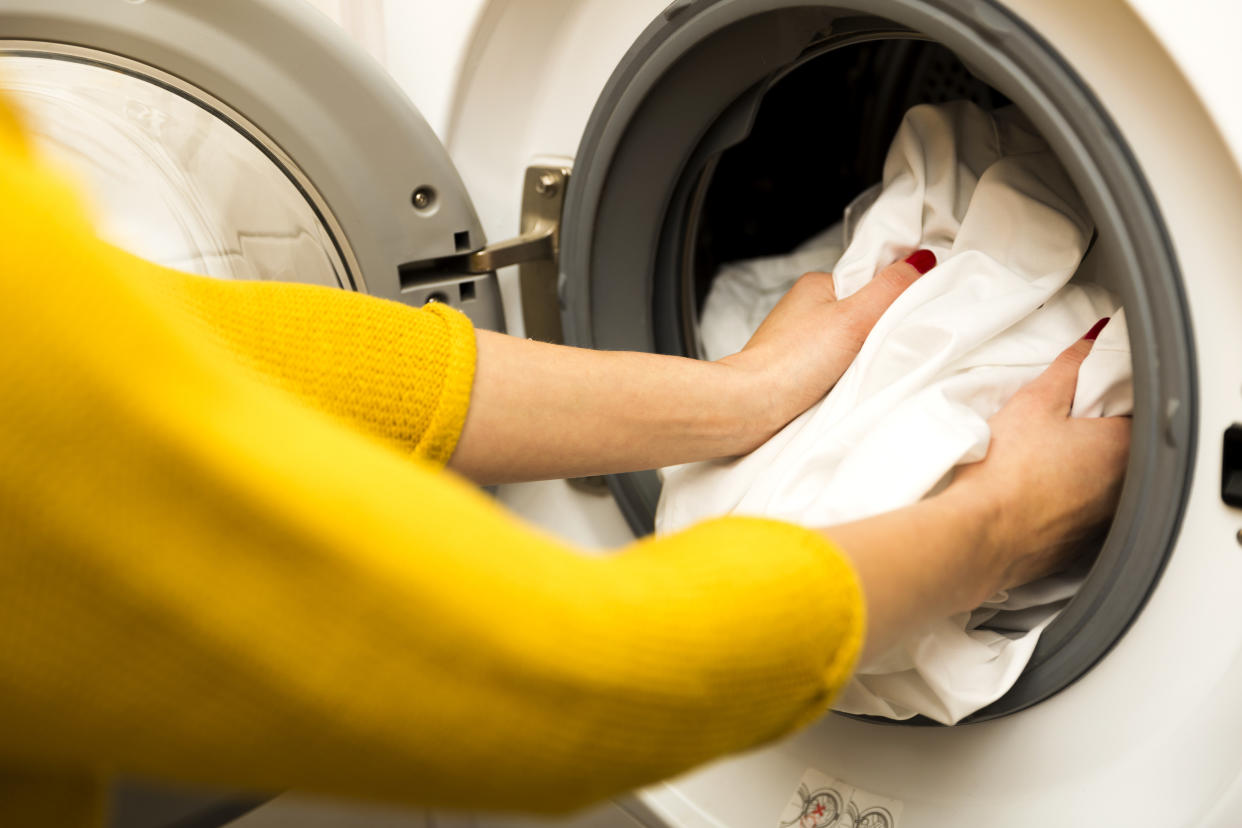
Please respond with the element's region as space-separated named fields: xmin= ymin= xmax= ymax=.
xmin=155 ymin=274 xmax=477 ymax=465
xmin=0 ymin=95 xmax=863 ymax=825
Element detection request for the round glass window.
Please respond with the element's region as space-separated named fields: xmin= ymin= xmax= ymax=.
xmin=0 ymin=49 xmax=351 ymax=287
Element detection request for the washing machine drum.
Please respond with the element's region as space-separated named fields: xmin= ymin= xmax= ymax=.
xmin=556 ymin=0 xmax=1195 ymax=724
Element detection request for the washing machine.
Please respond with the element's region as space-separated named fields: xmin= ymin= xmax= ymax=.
xmin=2 ymin=0 xmax=1241 ymax=826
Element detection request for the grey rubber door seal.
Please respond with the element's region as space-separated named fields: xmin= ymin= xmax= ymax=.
xmin=559 ymin=0 xmax=1196 ymax=724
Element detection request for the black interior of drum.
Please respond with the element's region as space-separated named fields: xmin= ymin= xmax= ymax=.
xmin=691 ymin=40 xmax=1009 ymax=318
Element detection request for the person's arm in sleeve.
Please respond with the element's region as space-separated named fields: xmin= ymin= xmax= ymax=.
xmin=1 ymin=273 xmax=1119 ymax=817
xmin=0 ymin=91 xmax=1127 ymax=821
xmin=1 ymin=338 xmax=863 ymax=815
xmin=146 ymin=217 xmax=933 ymax=485
xmin=0 ymin=98 xmax=865 ymax=816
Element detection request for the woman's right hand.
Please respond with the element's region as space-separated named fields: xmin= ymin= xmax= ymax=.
xmin=825 ymin=321 xmax=1130 ymax=660
xmin=949 ymin=321 xmax=1132 ymax=600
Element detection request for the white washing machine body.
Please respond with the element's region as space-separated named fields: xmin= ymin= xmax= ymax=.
xmin=2 ymin=1 xmax=1240 ymax=826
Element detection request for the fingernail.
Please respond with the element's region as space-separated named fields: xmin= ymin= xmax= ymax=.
xmin=1083 ymin=317 xmax=1111 ymax=341
xmin=903 ymin=249 xmax=936 ymax=275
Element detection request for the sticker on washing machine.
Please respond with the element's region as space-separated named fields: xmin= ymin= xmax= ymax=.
xmin=777 ymin=767 xmax=903 ymax=828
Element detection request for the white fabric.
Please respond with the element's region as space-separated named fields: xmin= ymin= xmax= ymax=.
xmin=660 ymin=101 xmax=1133 ymax=724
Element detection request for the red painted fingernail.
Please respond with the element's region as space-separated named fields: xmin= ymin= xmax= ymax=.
xmin=1083 ymin=317 xmax=1110 ymax=341
xmin=903 ymin=249 xmax=936 ymax=275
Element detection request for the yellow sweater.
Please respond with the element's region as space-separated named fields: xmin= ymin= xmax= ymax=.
xmin=0 ymin=94 xmax=863 ymax=825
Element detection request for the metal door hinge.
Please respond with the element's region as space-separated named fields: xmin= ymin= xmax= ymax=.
xmin=399 ymin=164 xmax=569 ymax=343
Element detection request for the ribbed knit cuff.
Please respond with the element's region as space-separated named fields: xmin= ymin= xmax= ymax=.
xmin=415 ymin=303 xmax=477 ymax=466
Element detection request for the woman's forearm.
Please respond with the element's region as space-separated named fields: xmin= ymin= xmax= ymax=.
xmin=826 ymin=488 xmax=998 ymax=662
xmin=450 ymin=261 xmax=930 ymax=485
xmin=448 ymin=331 xmax=784 ymax=485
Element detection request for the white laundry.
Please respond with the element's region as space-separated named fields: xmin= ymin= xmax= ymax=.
xmin=659 ymin=101 xmax=1133 ymax=724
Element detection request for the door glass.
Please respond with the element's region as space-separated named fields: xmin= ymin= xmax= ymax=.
xmin=0 ymin=54 xmax=347 ymax=287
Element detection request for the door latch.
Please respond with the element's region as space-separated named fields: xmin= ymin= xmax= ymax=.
xmin=399 ymin=164 xmax=569 ymax=343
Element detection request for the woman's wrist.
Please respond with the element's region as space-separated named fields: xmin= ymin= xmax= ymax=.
xmin=713 ymin=351 xmax=802 ymax=454
xmin=927 ymin=481 xmax=1008 ymax=610
xmin=825 ymin=484 xmax=1005 ymax=660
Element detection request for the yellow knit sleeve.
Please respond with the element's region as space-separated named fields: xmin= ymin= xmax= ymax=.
xmin=0 ymin=96 xmax=864 ymax=823
xmin=152 ymin=271 xmax=478 ymax=466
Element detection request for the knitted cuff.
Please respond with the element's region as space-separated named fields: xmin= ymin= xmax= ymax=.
xmin=414 ymin=302 xmax=478 ymax=466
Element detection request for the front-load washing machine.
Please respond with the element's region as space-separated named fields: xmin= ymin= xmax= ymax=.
xmin=449 ymin=3 xmax=1242 ymax=824
xmin=2 ymin=1 xmax=1240 ymax=826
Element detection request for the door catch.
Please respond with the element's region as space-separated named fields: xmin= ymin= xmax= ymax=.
xmin=400 ymin=165 xmax=569 ymax=343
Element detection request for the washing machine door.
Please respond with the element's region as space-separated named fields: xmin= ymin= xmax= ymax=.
xmin=0 ymin=0 xmax=503 ymax=330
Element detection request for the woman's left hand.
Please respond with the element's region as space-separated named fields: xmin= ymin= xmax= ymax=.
xmin=718 ymin=250 xmax=934 ymax=433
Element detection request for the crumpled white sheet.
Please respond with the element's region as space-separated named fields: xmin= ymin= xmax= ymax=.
xmin=658 ymin=101 xmax=1134 ymax=724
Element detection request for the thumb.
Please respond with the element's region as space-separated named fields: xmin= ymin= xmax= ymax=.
xmin=839 ymin=249 xmax=935 ymax=338
xmin=1025 ymin=317 xmax=1110 ymax=414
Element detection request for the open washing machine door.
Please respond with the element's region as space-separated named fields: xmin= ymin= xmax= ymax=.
xmin=0 ymin=0 xmax=506 ymax=331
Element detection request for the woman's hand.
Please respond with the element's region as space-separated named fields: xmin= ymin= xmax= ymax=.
xmin=948 ymin=320 xmax=1131 ymax=601
xmin=719 ymin=251 xmax=935 ymax=435
xmin=826 ymin=321 xmax=1131 ymax=659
